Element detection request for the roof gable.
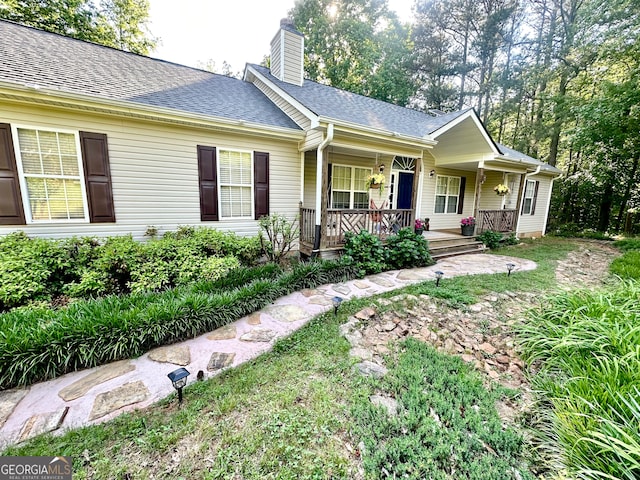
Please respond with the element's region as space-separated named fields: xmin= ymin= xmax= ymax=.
xmin=248 ymin=64 xmax=468 ymax=139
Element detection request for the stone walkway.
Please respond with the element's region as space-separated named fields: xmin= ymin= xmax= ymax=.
xmin=0 ymin=254 xmax=536 ymax=449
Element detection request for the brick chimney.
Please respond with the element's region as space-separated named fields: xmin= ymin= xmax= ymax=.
xmin=270 ymin=18 xmax=304 ymax=86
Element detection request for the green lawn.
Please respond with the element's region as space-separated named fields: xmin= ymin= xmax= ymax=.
xmin=5 ymin=237 xmax=615 ymax=479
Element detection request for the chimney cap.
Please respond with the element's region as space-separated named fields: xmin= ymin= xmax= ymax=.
xmin=278 ymin=17 xmax=304 ymax=37
xmin=280 ymin=18 xmax=294 ymax=27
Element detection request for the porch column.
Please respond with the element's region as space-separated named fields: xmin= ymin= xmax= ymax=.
xmin=410 ymin=155 xmax=422 ymax=225
xmin=313 ymin=124 xmax=334 ymax=253
xmin=514 ymin=173 xmax=526 ymax=217
xmin=473 ymin=164 xmax=485 ymax=221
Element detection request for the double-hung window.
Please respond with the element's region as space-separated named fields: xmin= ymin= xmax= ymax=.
xmin=218 ymin=149 xmax=253 ymax=218
xmin=15 ymin=127 xmax=88 ymax=222
xmin=522 ymin=180 xmax=537 ymax=214
xmin=434 ymin=175 xmax=460 ymax=213
xmin=331 ymin=165 xmax=371 ymax=209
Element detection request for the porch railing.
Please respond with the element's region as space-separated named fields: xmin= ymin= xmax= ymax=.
xmin=477 ymin=209 xmax=517 ymax=233
xmin=299 ymin=207 xmax=413 ymax=248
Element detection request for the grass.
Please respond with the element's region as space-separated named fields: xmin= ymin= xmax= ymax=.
xmin=353 ymin=338 xmax=533 ymax=479
xmin=518 ymin=280 xmax=640 ymax=479
xmin=1 ymin=236 xmax=596 ymax=477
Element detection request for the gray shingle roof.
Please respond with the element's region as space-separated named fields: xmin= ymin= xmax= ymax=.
xmin=0 ymin=20 xmax=300 ymax=130
xmin=249 ymin=64 xmax=469 ymax=138
xmin=497 ymin=144 xmax=562 ymax=174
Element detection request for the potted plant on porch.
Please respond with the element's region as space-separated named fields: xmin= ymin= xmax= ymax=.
xmin=460 ymin=216 xmax=476 ymax=236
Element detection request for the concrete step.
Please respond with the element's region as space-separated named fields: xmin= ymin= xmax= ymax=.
xmin=427 ymin=236 xmax=480 ymax=248
xmin=430 ymin=241 xmax=486 ymax=260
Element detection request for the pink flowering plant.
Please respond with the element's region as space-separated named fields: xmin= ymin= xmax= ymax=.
xmin=460 ymin=216 xmax=476 ymax=226
xmin=415 ymin=218 xmax=426 ymax=229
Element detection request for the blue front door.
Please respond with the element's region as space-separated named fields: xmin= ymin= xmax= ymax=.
xmin=397 ymin=172 xmax=414 ymax=209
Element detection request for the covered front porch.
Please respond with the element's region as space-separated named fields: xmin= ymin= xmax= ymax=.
xmin=299 ymin=206 xmax=515 ymax=256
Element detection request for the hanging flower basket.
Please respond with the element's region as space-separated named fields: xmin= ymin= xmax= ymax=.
xmin=494 ymin=184 xmax=510 ymax=196
xmin=365 ymin=173 xmax=386 ymax=194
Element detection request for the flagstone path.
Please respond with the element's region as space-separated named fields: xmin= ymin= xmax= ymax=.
xmin=0 ymin=254 xmax=537 ymax=449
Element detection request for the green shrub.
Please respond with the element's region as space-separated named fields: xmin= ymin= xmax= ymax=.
xmin=0 ymin=228 xmax=262 ymax=308
xmin=502 ymin=233 xmax=519 ymax=246
xmin=384 ymin=227 xmax=434 ymax=269
xmin=258 ymin=214 xmax=299 ymax=265
xmin=476 ymin=230 xmax=503 ymax=249
xmin=0 ymin=232 xmax=71 ymax=310
xmin=0 ymin=260 xmax=358 ymax=389
xmin=342 ymin=230 xmax=387 ymax=276
xmin=163 ymin=226 xmax=260 ymax=265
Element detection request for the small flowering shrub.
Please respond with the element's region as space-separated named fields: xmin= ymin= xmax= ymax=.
xmin=461 ymin=216 xmax=476 ymax=226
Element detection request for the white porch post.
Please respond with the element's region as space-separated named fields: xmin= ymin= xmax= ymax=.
xmin=313 ymin=124 xmax=334 ymax=254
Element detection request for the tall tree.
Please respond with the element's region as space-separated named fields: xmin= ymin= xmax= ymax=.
xmin=0 ymin=0 xmax=156 ymax=54
xmin=290 ymin=0 xmax=415 ymax=105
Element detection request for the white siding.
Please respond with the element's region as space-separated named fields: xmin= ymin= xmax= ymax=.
xmin=480 ymin=171 xmax=507 ymax=210
xmin=417 ymin=151 xmax=477 ymax=230
xmin=0 ymin=102 xmax=301 ymax=240
xmin=252 ymin=78 xmax=311 ymax=129
xmin=282 ymin=30 xmax=304 ymax=86
xmin=517 ymin=174 xmax=553 ymax=237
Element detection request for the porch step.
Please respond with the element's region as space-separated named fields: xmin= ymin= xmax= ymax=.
xmin=428 ymin=237 xmax=486 ymax=260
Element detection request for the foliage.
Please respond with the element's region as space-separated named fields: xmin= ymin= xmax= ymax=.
xmin=494 ymin=183 xmax=510 ymax=195
xmin=0 ymin=228 xmax=261 ymax=310
xmin=342 ymin=230 xmax=386 ymax=276
xmin=502 ymin=233 xmax=519 ymax=246
xmin=518 ymin=281 xmax=640 ymax=479
xmin=364 ymin=172 xmax=386 ymax=193
xmin=0 ymin=260 xmax=357 ymax=390
xmin=610 ymin=251 xmax=640 ymax=280
xmin=3 ymin=292 xmax=535 ymax=478
xmin=0 ymin=232 xmax=71 ymax=310
xmin=290 ymin=0 xmax=415 ymax=105
xmin=476 ymin=230 xmax=503 ymax=250
xmin=258 ymin=214 xmax=300 ymax=265
xmin=613 ymin=237 xmax=640 ymax=252
xmin=384 ymin=227 xmax=434 ymax=270
xmin=353 ymin=338 xmax=534 ymax=479
xmin=460 ymin=216 xmax=476 ymax=226
xmin=0 ymin=0 xmax=156 ymax=54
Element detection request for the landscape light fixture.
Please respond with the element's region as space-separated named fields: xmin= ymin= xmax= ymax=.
xmin=434 ymin=271 xmax=444 ymax=287
xmin=167 ymin=367 xmax=190 ymax=404
xmin=332 ymin=296 xmax=344 ymax=316
xmin=506 ymin=263 xmax=516 ymax=276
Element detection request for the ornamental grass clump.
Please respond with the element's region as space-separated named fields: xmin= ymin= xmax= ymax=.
xmin=0 ymin=261 xmax=357 ymax=390
xmin=518 ymin=281 xmax=640 ymax=479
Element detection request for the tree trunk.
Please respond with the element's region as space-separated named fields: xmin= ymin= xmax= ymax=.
xmin=598 ymin=180 xmax=614 ymax=232
xmin=615 ymin=151 xmax=640 ymax=231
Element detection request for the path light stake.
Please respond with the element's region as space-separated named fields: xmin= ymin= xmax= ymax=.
xmin=167 ymin=367 xmax=190 ymax=404
xmin=332 ymin=296 xmax=344 ymax=316
xmin=435 ymin=271 xmax=444 ymax=287
xmin=506 ymin=263 xmax=516 ymax=277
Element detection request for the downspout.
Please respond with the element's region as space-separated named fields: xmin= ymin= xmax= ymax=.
xmin=515 ymin=165 xmax=541 ymax=236
xmin=312 ymin=124 xmax=334 ymax=257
